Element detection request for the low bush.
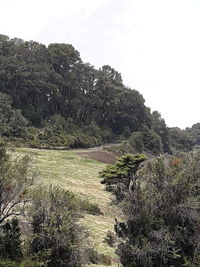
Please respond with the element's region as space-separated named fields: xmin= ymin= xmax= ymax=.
xmin=79 ymin=199 xmax=103 ymax=216
xmin=104 ymin=230 xmax=117 ymax=247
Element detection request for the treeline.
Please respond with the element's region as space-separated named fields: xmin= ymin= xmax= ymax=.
xmin=0 ymin=34 xmax=199 ymax=153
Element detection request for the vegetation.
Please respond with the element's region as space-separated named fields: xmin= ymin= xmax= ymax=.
xmin=0 ymin=147 xmax=35 ymax=224
xmin=2 ymin=32 xmax=200 ymax=267
xmin=0 ymin=33 xmax=185 ymax=154
xmin=27 ymin=186 xmax=87 ymax=267
xmin=0 ymin=147 xmax=118 ymax=266
xmin=101 ymin=152 xmax=200 ymax=266
xmin=100 ymin=153 xmax=147 ymax=202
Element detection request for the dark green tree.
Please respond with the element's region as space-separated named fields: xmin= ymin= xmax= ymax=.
xmin=129 ymin=131 xmax=144 ymax=153
xmin=142 ymin=126 xmax=162 ymax=154
xmin=100 ymin=153 xmax=146 ymax=202
xmin=151 ymin=111 xmax=170 ymax=152
xmin=0 ymin=92 xmax=27 ymax=137
xmin=168 ymin=127 xmax=195 ymax=151
xmin=188 ymin=123 xmax=200 ymax=145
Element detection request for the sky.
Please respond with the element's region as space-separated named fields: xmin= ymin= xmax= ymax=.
xmin=0 ymin=0 xmax=200 ymax=129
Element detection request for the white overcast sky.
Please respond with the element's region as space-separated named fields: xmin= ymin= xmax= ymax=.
xmin=1 ymin=0 xmax=200 ymax=129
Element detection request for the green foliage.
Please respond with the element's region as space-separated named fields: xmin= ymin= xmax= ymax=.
xmin=0 ymin=218 xmax=22 ymax=262
xmin=85 ymin=248 xmax=100 ymax=264
xmin=142 ymin=126 xmax=162 ymax=154
xmin=187 ymin=123 xmax=200 ymax=145
xmin=129 ymin=131 xmax=144 ymax=153
xmin=84 ymin=248 xmax=112 ymax=265
xmin=104 ymin=231 xmax=117 ymax=247
xmin=2 ymin=34 xmax=200 ymax=152
xmin=0 ymin=147 xmax=36 ymax=265
xmin=0 ymin=93 xmax=27 ymax=137
xmin=0 ymin=147 xmax=35 ymax=224
xmin=0 ymin=259 xmax=19 ymax=267
xmin=0 ymin=34 xmax=160 ymax=149
xmin=100 ymin=153 xmax=147 ymax=202
xmin=79 ymin=199 xmax=103 ymax=215
xmin=110 ymin=151 xmax=200 ymax=266
xmin=0 ymin=147 xmax=106 ymax=266
xmin=27 ymin=186 xmax=88 ymax=267
xmin=151 ymin=111 xmax=170 ymax=152
xmin=128 ymin=124 xmax=166 ymax=155
xmin=169 ymin=127 xmax=195 ymax=151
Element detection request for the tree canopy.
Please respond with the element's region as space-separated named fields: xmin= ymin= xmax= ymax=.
xmin=0 ymin=34 xmax=173 ymax=153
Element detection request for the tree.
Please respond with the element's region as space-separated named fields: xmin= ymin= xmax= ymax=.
xmin=168 ymin=127 xmax=195 ymax=151
xmin=0 ymin=92 xmax=27 ymax=137
xmin=188 ymin=123 xmax=200 ymax=145
xmin=151 ymin=111 xmax=170 ymax=152
xmin=103 ymin=152 xmax=200 ymax=266
xmin=0 ymin=34 xmax=170 ymax=150
xmin=100 ymin=153 xmax=146 ymax=203
xmin=142 ymin=126 xmax=162 ymax=155
xmin=0 ymin=147 xmax=35 ymax=224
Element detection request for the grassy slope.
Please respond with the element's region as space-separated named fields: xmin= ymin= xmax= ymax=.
xmin=16 ymin=147 xmax=120 ymax=266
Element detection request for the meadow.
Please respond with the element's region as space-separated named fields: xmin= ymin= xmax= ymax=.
xmin=16 ymin=147 xmax=120 ymax=266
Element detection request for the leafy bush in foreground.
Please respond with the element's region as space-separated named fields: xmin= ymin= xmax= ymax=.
xmin=101 ymin=151 xmax=200 ymax=266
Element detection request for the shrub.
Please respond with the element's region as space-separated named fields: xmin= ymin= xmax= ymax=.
xmin=79 ymin=199 xmax=103 ymax=215
xmin=104 ymin=230 xmax=116 ymax=247
xmin=84 ymin=248 xmax=112 ymax=265
xmin=142 ymin=126 xmax=162 ymax=154
xmin=100 ymin=254 xmax=112 ymax=265
xmin=27 ymin=186 xmax=88 ymax=267
xmin=113 ymin=151 xmax=200 ymax=266
xmin=0 ymin=219 xmax=22 ymax=262
xmin=0 ymin=259 xmax=19 ymax=267
xmin=84 ymin=248 xmax=100 ymax=264
xmin=129 ymin=131 xmax=144 ymax=153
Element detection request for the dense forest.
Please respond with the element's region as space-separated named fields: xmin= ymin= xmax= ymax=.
xmin=0 ymin=34 xmax=200 ymax=154
xmin=1 ymin=34 xmax=200 ymax=267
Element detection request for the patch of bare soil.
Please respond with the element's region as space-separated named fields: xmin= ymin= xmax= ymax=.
xmin=78 ymin=150 xmax=117 ymax=164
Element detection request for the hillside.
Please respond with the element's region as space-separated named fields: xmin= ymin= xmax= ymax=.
xmin=1 ymin=33 xmax=200 ymax=266
xmin=16 ymin=146 xmax=121 ymax=266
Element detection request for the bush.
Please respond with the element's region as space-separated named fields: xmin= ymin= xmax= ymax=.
xmin=114 ymin=151 xmax=200 ymax=266
xmin=0 ymin=259 xmax=19 ymax=267
xmin=99 ymin=254 xmax=112 ymax=265
xmin=142 ymin=126 xmax=162 ymax=154
xmin=104 ymin=230 xmax=116 ymax=247
xmin=84 ymin=248 xmax=112 ymax=265
xmin=85 ymin=248 xmax=100 ymax=264
xmin=129 ymin=131 xmax=144 ymax=153
xmin=27 ymin=186 xmax=88 ymax=267
xmin=79 ymin=199 xmax=103 ymax=215
xmin=0 ymin=219 xmax=22 ymax=262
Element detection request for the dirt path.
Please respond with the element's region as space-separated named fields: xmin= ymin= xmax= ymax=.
xmin=76 ymin=143 xmax=123 ymax=164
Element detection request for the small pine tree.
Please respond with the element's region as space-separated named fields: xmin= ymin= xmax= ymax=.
xmin=99 ymin=153 xmax=147 ymax=202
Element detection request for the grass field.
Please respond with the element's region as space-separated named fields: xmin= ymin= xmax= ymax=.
xmin=16 ymin=147 xmax=121 ymax=266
